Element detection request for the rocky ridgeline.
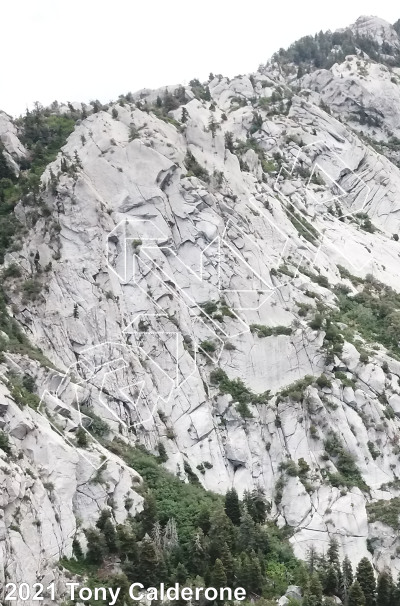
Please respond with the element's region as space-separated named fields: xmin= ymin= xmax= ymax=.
xmin=2 ymin=13 xmax=400 ymax=591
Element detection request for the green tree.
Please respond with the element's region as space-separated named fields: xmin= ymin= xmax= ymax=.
xmin=219 ymin=541 xmax=234 ymax=585
xmin=356 ymin=558 xmax=376 ymax=606
xmin=341 ymin=556 xmax=354 ymax=605
xmin=325 ymin=565 xmax=339 ymax=596
xmin=238 ymin=507 xmax=256 ymax=551
xmin=327 ymin=537 xmax=340 ymax=568
xmin=103 ymin=518 xmax=118 ymax=553
xmin=348 ymin=580 xmax=366 ymax=606
xmin=141 ymin=491 xmax=158 ymax=535
xmin=116 ymin=524 xmax=137 ymax=561
xmin=212 ymin=558 xmax=227 ymax=589
xmin=76 ymin=426 xmax=88 ymax=447
xmin=224 ymin=488 xmax=241 ymax=525
xmin=309 ymin=571 xmax=323 ymax=599
xmin=72 ymin=538 xmax=83 ymax=559
xmin=392 ymin=573 xmax=400 ymax=605
xmin=136 ymin=535 xmax=160 ymax=586
xmin=376 ymin=571 xmax=393 ymax=606
xmin=209 ymin=508 xmax=234 ymax=560
xmin=174 ymin=562 xmax=189 ymax=583
xmin=85 ymin=528 xmax=106 ymax=564
xmin=181 ymin=107 xmax=189 ymax=123
xmin=96 ymin=509 xmax=112 ymax=530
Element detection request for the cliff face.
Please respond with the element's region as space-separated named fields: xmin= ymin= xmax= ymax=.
xmin=3 ymin=14 xmax=400 ymax=590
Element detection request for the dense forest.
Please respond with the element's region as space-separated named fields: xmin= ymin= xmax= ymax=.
xmin=58 ymin=441 xmax=400 ymax=606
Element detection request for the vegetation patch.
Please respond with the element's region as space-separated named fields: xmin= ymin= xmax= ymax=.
xmin=250 ymin=324 xmax=292 ymax=338
xmin=367 ymin=497 xmax=400 ymax=530
xmin=324 ymin=432 xmax=367 ymax=491
xmin=210 ymin=368 xmax=271 ymax=417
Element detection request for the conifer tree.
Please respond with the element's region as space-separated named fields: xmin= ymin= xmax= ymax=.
xmin=356 ymin=558 xmax=376 ymax=606
xmin=309 ymin=571 xmax=323 ymax=600
xmin=96 ymin=508 xmax=112 ymax=530
xmin=307 ymin=546 xmax=318 ymax=574
xmin=237 ymin=553 xmax=253 ymax=593
xmin=325 ymin=564 xmax=339 ymax=596
xmin=175 ymin=562 xmax=189 ymax=583
xmin=327 ymin=537 xmax=340 ymax=569
xmin=248 ymin=552 xmax=263 ymax=594
xmin=85 ymin=528 xmax=106 ymax=564
xmin=181 ymin=107 xmax=189 ymax=123
xmin=141 ymin=491 xmax=158 ymax=535
xmin=392 ymin=573 xmax=400 ymax=605
xmin=116 ymin=524 xmax=137 ymax=561
xmin=376 ymin=571 xmax=393 ymax=606
xmin=341 ymin=556 xmax=354 ymax=605
xmin=212 ymin=558 xmax=227 ymax=589
xmin=209 ymin=508 xmax=234 ymax=560
xmin=220 ymin=541 xmax=234 ymax=585
xmin=72 ymin=537 xmax=83 ymax=559
xmin=238 ymin=507 xmax=256 ymax=551
xmin=136 ymin=535 xmax=160 ymax=587
xmin=348 ymin=580 xmax=366 ymax=606
xmin=224 ymin=488 xmax=241 ymax=526
xmin=103 ymin=518 xmax=118 ymax=553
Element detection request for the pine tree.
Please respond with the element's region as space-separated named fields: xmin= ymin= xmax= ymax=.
xmin=307 ymin=546 xmax=318 ymax=573
xmin=181 ymin=107 xmax=189 ymax=123
xmin=141 ymin=491 xmax=158 ymax=535
xmin=244 ymin=486 xmax=270 ymax=523
xmin=85 ymin=528 xmax=106 ymax=564
xmin=103 ymin=518 xmax=118 ymax=553
xmin=175 ymin=562 xmax=189 ymax=583
xmin=152 ymin=520 xmax=162 ymax=551
xmin=341 ymin=556 xmax=354 ymax=605
xmin=325 ymin=564 xmax=339 ymax=596
xmin=212 ymin=558 xmax=227 ymax=589
xmin=348 ymin=580 xmax=366 ymax=606
xmin=377 ymin=571 xmax=393 ymax=606
xmin=136 ymin=535 xmax=160 ymax=587
xmin=309 ymin=571 xmax=323 ymax=600
xmin=219 ymin=541 xmax=234 ymax=584
xmin=248 ymin=552 xmax=263 ymax=594
xmin=72 ymin=538 xmax=83 ymax=559
xmin=224 ymin=131 xmax=234 ymax=153
xmin=236 ymin=553 xmax=253 ymax=593
xmin=209 ymin=117 xmax=217 ymax=138
xmin=163 ymin=518 xmax=178 ymax=551
xmin=116 ymin=524 xmax=137 ymax=561
xmin=392 ymin=573 xmax=400 ymax=605
xmin=327 ymin=537 xmax=340 ymax=568
xmin=209 ymin=508 xmax=234 ymax=560
xmin=76 ymin=426 xmax=88 ymax=447
xmin=356 ymin=558 xmax=376 ymax=606
xmin=238 ymin=507 xmax=256 ymax=551
xmin=224 ymin=488 xmax=241 ymax=525
xmin=96 ymin=508 xmax=111 ymax=530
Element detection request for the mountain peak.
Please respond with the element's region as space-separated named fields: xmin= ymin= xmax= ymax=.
xmin=348 ymin=14 xmax=400 ymax=49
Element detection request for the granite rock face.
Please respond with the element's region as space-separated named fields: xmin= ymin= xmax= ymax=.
xmin=3 ymin=13 xmax=400 ymax=589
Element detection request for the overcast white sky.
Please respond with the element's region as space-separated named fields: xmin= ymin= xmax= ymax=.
xmin=2 ymin=0 xmax=399 ymax=117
